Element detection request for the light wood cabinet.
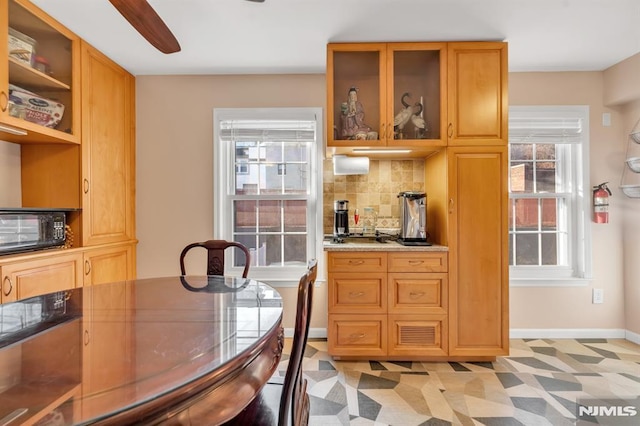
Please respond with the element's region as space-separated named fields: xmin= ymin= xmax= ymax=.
xmin=327 ymin=250 xmax=448 ymax=359
xmin=447 ymin=42 xmax=508 ymax=146
xmin=326 ymin=41 xmax=507 ymax=152
xmin=327 ymin=42 xmax=447 ymax=149
xmin=82 ymin=243 xmax=136 ymax=286
xmin=79 ymin=41 xmax=135 ymax=246
xmin=1 ymin=0 xmax=80 ymax=144
xmin=0 ymin=251 xmax=82 ymax=303
xmin=446 ymin=146 xmax=509 ymax=357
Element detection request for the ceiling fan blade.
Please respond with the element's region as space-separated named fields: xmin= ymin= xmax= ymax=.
xmin=109 ymin=0 xmax=181 ymax=54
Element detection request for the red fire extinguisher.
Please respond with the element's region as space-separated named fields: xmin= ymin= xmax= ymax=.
xmin=593 ymin=182 xmax=612 ymax=223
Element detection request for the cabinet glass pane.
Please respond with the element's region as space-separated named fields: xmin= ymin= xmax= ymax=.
xmin=393 ymin=50 xmax=441 ymax=140
xmin=332 ymin=51 xmax=380 ymax=141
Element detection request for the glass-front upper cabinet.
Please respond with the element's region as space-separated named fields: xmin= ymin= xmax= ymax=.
xmin=0 ymin=0 xmax=80 ymax=144
xmin=327 ymin=42 xmax=446 ymax=148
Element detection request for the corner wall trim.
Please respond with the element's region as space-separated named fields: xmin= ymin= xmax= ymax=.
xmin=625 ymin=330 xmax=640 ymax=345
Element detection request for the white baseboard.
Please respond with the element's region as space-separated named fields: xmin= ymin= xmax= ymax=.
xmin=287 ymin=328 xmax=638 ymax=342
xmin=284 ymin=328 xmax=327 ymax=339
xmin=626 ymin=330 xmax=640 ymax=344
xmin=510 ymin=328 xmax=626 ymax=339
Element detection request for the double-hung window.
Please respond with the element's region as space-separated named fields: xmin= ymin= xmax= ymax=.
xmin=214 ymin=108 xmax=322 ymax=283
xmin=508 ymin=106 xmax=592 ymax=285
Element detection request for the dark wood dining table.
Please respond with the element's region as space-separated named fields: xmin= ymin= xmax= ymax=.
xmin=0 ymin=275 xmax=284 ymax=425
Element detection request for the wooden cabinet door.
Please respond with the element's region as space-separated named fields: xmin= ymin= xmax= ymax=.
xmin=0 ymin=252 xmax=83 ymax=303
xmin=447 ymin=42 xmax=507 ymax=146
xmin=83 ymin=243 xmax=135 ymax=286
xmin=448 ymin=147 xmax=509 ymax=357
xmin=1 ymin=0 xmax=80 ymax=144
xmin=326 ymin=43 xmax=387 ymax=147
xmin=80 ymin=41 xmax=135 ymax=246
xmin=386 ymin=42 xmax=447 ymax=147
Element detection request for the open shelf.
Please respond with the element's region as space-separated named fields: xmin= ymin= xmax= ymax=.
xmin=0 ymin=382 xmax=80 ymax=426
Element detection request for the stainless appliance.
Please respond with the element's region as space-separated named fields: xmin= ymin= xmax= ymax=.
xmin=397 ymin=191 xmax=429 ymax=246
xmin=333 ymin=200 xmax=349 ymax=237
xmin=0 ymin=209 xmax=67 ymax=255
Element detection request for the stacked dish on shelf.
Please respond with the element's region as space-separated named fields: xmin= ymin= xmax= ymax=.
xmin=621 ymin=129 xmax=640 ymax=198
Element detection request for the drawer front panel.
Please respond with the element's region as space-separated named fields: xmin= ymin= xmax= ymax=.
xmin=388 ymin=252 xmax=448 ymax=272
xmin=388 ymin=273 xmax=447 ymax=313
xmin=328 ymin=252 xmax=387 ymax=273
xmin=388 ymin=314 xmax=447 ymax=357
xmin=329 ymin=273 xmax=387 ymax=313
xmin=328 ymin=315 xmax=387 ymax=357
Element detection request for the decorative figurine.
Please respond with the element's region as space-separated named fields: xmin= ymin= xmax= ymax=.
xmin=340 ymin=87 xmax=372 ymax=140
xmin=394 ymin=92 xmax=414 ymax=139
xmin=412 ymin=102 xmax=427 ymax=139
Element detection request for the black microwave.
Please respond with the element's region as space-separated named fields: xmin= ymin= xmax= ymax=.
xmin=0 ymin=208 xmax=68 ymax=255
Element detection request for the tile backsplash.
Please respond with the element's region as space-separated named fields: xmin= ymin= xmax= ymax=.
xmin=323 ymin=158 xmax=425 ymax=234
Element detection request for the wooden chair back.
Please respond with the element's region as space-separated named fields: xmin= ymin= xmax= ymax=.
xmin=279 ymin=259 xmax=317 ymax=426
xmin=179 ymin=240 xmax=251 ymax=278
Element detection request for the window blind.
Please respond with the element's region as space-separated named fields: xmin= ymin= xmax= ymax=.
xmin=219 ymin=120 xmax=316 ymax=143
xmin=509 ymin=113 xmax=584 ymax=144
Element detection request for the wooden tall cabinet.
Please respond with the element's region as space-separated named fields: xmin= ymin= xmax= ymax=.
xmin=446 ymin=147 xmax=509 ymax=357
xmin=1 ymin=1 xmax=136 ymax=303
xmin=79 ymin=41 xmax=135 ymax=246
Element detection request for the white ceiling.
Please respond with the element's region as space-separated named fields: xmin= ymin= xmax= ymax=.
xmin=31 ymin=0 xmax=640 ymax=76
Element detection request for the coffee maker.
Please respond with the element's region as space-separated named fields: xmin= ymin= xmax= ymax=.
xmin=333 ymin=200 xmax=349 ymax=237
xmin=397 ymin=191 xmax=429 ymax=245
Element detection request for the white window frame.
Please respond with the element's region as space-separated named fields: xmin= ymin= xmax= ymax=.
xmin=509 ymin=105 xmax=592 ymax=287
xmin=213 ymin=107 xmax=323 ymax=286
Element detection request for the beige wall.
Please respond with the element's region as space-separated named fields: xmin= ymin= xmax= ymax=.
xmin=135 ymin=74 xmax=328 ymax=332
xmin=604 ymin=54 xmax=640 ymax=338
xmin=0 ymin=141 xmax=22 ymax=206
xmin=132 ymin=69 xmax=632 ymax=335
xmin=509 ymin=71 xmax=626 ymax=332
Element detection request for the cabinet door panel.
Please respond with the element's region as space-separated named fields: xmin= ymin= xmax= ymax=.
xmin=329 ymin=272 xmax=387 ymax=314
xmin=327 ymin=252 xmax=386 ymax=273
xmin=83 ymin=244 xmax=135 ymax=286
xmin=1 ymin=253 xmax=82 ymax=302
xmin=81 ymin=41 xmax=135 ymax=246
xmin=388 ymin=314 xmax=447 ymax=357
xmin=448 ymin=147 xmax=508 ymax=356
xmin=447 ymin=42 xmax=507 ymax=146
xmin=388 ymin=252 xmax=448 ymax=272
xmin=328 ymin=314 xmax=387 ymax=357
xmin=388 ymin=272 xmax=447 ymax=314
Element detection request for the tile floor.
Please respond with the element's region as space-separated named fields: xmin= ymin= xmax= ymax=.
xmin=276 ymin=339 xmax=640 ymax=426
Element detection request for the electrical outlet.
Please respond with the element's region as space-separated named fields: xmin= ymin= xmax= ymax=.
xmin=593 ymin=288 xmax=604 ymax=304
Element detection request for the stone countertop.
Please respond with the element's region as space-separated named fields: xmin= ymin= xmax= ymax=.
xmin=323 ymin=238 xmax=448 ymax=252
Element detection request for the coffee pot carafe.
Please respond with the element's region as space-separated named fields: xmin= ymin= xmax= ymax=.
xmin=333 ymin=200 xmax=349 ymax=237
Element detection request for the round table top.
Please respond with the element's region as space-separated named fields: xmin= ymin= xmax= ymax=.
xmin=0 ymin=276 xmax=283 ymax=425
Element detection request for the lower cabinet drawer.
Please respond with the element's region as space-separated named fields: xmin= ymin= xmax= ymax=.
xmin=388 ymin=314 xmax=448 ymax=357
xmin=328 ymin=314 xmax=387 ymax=357
xmin=328 ymin=273 xmax=387 ymax=314
xmin=388 ymin=273 xmax=447 ymax=314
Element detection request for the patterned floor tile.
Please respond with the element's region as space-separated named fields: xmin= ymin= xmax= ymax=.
xmin=275 ymin=339 xmax=640 ymax=425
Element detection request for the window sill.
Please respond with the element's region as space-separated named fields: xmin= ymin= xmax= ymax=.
xmin=510 ymin=277 xmax=592 ymax=287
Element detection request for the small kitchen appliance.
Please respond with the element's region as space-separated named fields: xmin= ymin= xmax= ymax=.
xmin=0 ymin=208 xmax=68 ymax=255
xmin=397 ymin=191 xmax=429 ymax=246
xmin=333 ymin=200 xmax=349 ymax=237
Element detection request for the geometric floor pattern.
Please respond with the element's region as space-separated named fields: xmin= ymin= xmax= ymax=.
xmin=276 ymin=339 xmax=640 ymax=426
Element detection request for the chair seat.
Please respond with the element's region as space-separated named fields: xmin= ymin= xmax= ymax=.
xmin=223 ymin=382 xmax=283 ymax=425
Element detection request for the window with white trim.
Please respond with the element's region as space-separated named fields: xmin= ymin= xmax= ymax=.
xmin=214 ymin=108 xmax=322 ymax=283
xmin=508 ymin=106 xmax=592 ymax=285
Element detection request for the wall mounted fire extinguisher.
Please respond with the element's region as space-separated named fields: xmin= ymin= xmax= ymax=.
xmin=593 ymin=182 xmax=612 ymax=223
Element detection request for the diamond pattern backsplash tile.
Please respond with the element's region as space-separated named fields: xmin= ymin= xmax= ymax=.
xmin=323 ymin=159 xmax=425 ymax=235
